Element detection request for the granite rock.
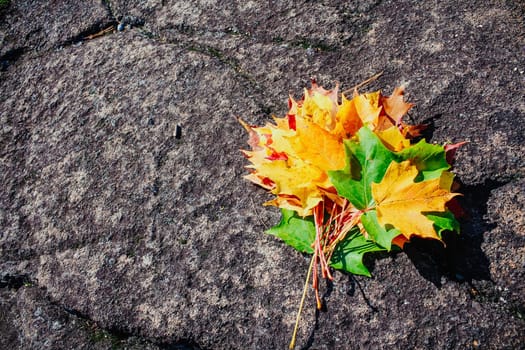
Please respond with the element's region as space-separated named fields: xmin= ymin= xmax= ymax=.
xmin=1 ymin=0 xmax=524 ymax=349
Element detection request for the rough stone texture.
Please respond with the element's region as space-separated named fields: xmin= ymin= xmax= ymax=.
xmin=0 ymin=0 xmax=112 ymax=63
xmin=0 ymin=282 xmax=161 ymax=350
xmin=1 ymin=0 xmax=524 ymax=349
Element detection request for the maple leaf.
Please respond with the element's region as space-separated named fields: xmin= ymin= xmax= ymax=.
xmin=329 ymin=127 xmax=395 ymax=210
xmin=371 ymin=160 xmax=459 ymax=240
xmin=374 ymin=86 xmax=418 ymax=149
xmin=354 ymin=91 xmax=382 ymax=126
xmin=330 ymin=227 xmax=386 ymax=276
xmin=241 ymin=114 xmax=345 ymax=216
xmin=396 ymin=138 xmax=450 ymax=181
xmin=288 ymin=117 xmax=346 ymax=171
xmin=381 ymin=86 xmax=414 ymax=124
xmin=375 ymin=126 xmax=411 ymax=151
xmin=360 ymin=210 xmax=400 ymax=251
xmin=267 ymin=209 xmax=315 ymax=253
xmin=334 ymin=94 xmax=363 ymax=138
xmin=253 ymin=157 xmax=327 ymax=214
xmin=295 ymin=82 xmax=339 ymax=132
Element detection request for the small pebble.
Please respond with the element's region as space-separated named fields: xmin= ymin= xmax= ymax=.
xmin=51 ymin=320 xmax=63 ymax=331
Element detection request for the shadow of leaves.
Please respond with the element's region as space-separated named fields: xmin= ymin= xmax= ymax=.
xmin=404 ymin=180 xmax=506 ymax=287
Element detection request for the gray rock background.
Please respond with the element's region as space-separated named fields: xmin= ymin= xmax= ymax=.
xmin=1 ymin=1 xmax=524 ymax=349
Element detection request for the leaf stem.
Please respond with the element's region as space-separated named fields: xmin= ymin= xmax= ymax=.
xmin=289 ymin=254 xmax=316 ymax=350
xmin=290 ymin=201 xmax=364 ymax=348
xmin=342 ymin=71 xmax=383 ymax=95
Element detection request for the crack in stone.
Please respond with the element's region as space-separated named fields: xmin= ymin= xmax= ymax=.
xmin=60 ymin=305 xmax=204 ymax=350
xmin=113 ymin=24 xmax=265 ymax=99
xmin=184 ymin=42 xmax=258 ymax=86
xmin=0 ymin=273 xmax=33 ymax=289
xmin=157 ymin=340 xmax=204 ymax=350
xmin=0 ymin=47 xmax=26 ymax=71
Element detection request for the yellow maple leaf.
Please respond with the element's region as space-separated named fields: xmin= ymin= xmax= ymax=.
xmin=375 ymin=125 xmax=411 ymax=151
xmin=240 ymin=114 xmax=345 ymax=216
xmin=371 ymin=160 xmax=459 ymax=240
xmin=290 ymin=82 xmax=381 ymax=141
xmin=290 ymin=82 xmax=345 ymax=139
xmin=354 ymin=91 xmax=382 ymax=127
xmin=288 ymin=117 xmax=345 ymax=171
xmin=299 ymin=88 xmax=338 ymax=131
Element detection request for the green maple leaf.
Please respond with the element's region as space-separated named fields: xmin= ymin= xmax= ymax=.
xmin=396 ymin=139 xmax=450 ymax=181
xmin=426 ymin=210 xmax=460 ymax=238
xmin=360 ymin=210 xmax=400 ymax=251
xmin=329 ymin=227 xmax=385 ymax=276
xmin=328 ymin=127 xmax=395 ymax=210
xmin=266 ymin=209 xmax=315 ymax=253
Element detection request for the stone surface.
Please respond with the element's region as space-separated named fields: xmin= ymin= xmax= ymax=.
xmin=1 ymin=0 xmax=524 ymax=349
xmin=0 ymin=0 xmax=112 ymax=64
xmin=0 ymin=282 xmax=162 ymax=350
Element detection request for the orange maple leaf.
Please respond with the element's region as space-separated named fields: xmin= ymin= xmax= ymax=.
xmin=371 ymin=160 xmax=459 ymax=240
xmin=374 ymin=86 xmax=418 ymax=150
xmin=381 ymin=86 xmax=414 ymax=124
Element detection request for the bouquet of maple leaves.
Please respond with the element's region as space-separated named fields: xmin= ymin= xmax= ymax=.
xmin=240 ymin=79 xmax=463 ymax=348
